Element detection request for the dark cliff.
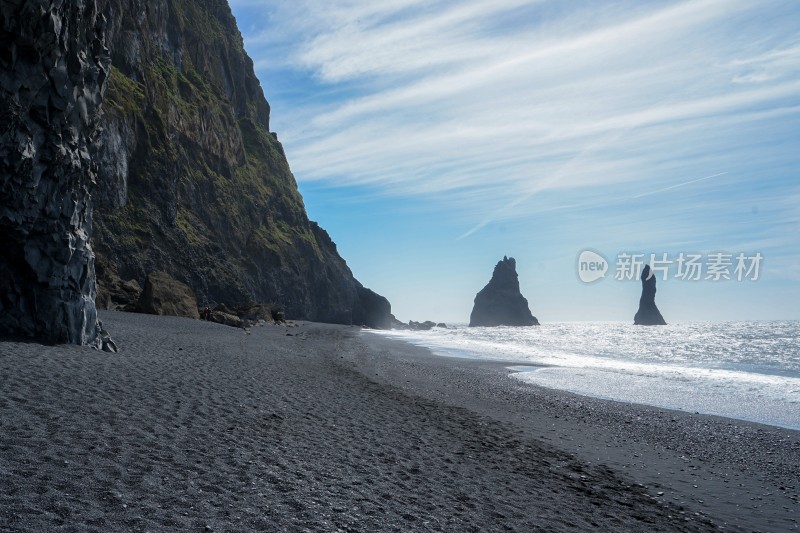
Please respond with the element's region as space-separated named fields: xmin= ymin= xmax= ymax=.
xmin=91 ymin=0 xmax=391 ymax=327
xmin=0 ymin=0 xmax=109 ymax=344
xmin=470 ymin=257 xmax=538 ymax=327
xmin=634 ymin=265 xmax=667 ymax=326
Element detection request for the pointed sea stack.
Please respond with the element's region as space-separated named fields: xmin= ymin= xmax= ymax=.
xmin=470 ymin=257 xmax=539 ymax=327
xmin=634 ymin=265 xmax=667 ymax=325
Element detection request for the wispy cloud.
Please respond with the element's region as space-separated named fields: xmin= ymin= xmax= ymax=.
xmin=232 ymin=0 xmax=800 ymax=245
xmin=629 ymin=172 xmax=728 ymax=200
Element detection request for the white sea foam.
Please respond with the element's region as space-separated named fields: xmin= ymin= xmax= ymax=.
xmin=371 ymin=321 xmax=800 ymax=430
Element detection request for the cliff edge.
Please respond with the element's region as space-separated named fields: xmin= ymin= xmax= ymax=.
xmin=92 ymin=0 xmax=391 ymax=328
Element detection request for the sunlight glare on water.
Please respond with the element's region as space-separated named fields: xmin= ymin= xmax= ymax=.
xmin=372 ymin=321 xmax=800 ymax=429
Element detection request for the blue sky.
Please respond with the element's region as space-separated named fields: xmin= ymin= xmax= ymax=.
xmin=228 ymin=0 xmax=800 ymax=322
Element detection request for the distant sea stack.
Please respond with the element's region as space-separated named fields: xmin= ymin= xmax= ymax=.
xmin=634 ymin=265 xmax=667 ymax=326
xmin=470 ymin=257 xmax=539 ymax=327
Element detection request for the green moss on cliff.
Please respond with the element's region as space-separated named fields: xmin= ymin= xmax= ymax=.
xmin=176 ymin=207 xmax=212 ymax=248
xmin=99 ymin=204 xmax=149 ymax=249
xmin=93 ymin=0 xmax=389 ymax=325
xmin=148 ymin=57 xmax=202 ymax=117
xmin=105 ymin=67 xmax=144 ymax=115
xmin=171 ymin=0 xmax=237 ymax=51
xmin=237 ymin=118 xmax=304 ymax=207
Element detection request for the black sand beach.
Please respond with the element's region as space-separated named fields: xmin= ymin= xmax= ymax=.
xmin=1 ymin=312 xmax=797 ymax=532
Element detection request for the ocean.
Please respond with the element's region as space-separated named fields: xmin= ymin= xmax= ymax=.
xmin=372 ymin=321 xmax=800 ymax=430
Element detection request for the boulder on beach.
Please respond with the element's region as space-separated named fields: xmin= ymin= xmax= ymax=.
xmin=210 ymin=310 xmax=243 ymax=328
xmin=137 ymin=272 xmax=200 ymax=319
xmin=634 ymin=265 xmax=667 ymax=326
xmin=95 ymin=255 xmax=141 ymax=311
xmin=235 ymin=303 xmax=283 ymax=325
xmin=470 ymin=257 xmax=539 ymax=327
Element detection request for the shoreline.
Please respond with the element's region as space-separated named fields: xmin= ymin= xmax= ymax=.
xmin=354 ymin=330 xmax=800 ymax=531
xmin=369 ymin=325 xmax=800 ymax=432
xmin=1 ymin=312 xmax=797 ymax=531
xmin=511 ymin=365 xmax=800 ymax=432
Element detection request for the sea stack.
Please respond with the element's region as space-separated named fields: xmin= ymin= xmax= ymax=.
xmin=470 ymin=257 xmax=539 ymax=327
xmin=634 ymin=265 xmax=667 ymax=325
xmin=0 ymin=0 xmax=110 ymax=345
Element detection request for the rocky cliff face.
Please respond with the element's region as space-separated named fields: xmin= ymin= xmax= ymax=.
xmin=91 ymin=0 xmax=392 ymax=328
xmin=469 ymin=257 xmax=538 ymax=327
xmin=0 ymin=0 xmax=109 ymax=344
xmin=634 ymin=265 xmax=667 ymax=326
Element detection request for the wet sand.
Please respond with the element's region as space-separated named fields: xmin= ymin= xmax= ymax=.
xmin=0 ymin=312 xmax=797 ymax=531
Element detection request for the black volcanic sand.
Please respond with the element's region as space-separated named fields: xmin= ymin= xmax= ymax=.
xmin=0 ymin=313 xmax=797 ymax=532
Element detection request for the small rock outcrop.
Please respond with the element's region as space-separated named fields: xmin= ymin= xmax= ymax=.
xmin=137 ymin=272 xmax=200 ymax=319
xmin=408 ymin=320 xmax=437 ymax=331
xmin=634 ymin=265 xmax=667 ymax=325
xmin=0 ymin=0 xmax=110 ymax=345
xmin=470 ymin=257 xmax=539 ymax=327
xmin=388 ymin=319 xmax=447 ymax=331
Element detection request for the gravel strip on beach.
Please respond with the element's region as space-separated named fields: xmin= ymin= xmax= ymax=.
xmin=1 ymin=312 xmax=797 ymax=532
